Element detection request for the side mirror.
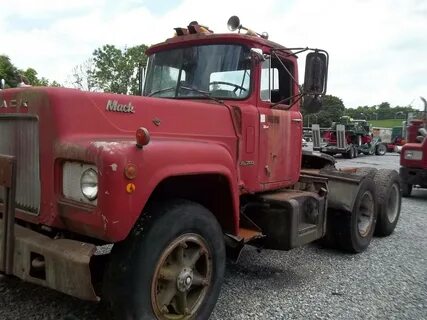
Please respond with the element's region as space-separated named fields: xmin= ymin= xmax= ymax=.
xmin=302 ymin=94 xmax=322 ymax=114
xmin=302 ymin=95 xmax=322 ymax=113
xmin=304 ymin=51 xmax=328 ymax=95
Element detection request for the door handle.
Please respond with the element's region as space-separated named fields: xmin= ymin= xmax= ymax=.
xmin=291 ymin=118 xmax=302 ymax=122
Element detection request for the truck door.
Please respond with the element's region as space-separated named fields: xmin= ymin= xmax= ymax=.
xmin=257 ymin=56 xmax=302 ymax=186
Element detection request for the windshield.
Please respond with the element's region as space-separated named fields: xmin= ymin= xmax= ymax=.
xmin=143 ymin=44 xmax=251 ymax=99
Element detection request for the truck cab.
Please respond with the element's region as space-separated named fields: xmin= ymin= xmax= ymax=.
xmin=143 ymin=32 xmax=306 ymax=191
xmin=400 ymin=119 xmax=427 ymax=196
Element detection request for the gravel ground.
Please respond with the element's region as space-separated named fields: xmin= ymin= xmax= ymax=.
xmin=1 ymin=152 xmax=426 ymax=320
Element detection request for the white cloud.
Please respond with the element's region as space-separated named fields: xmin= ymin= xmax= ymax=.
xmin=1 ymin=0 xmax=426 ymax=108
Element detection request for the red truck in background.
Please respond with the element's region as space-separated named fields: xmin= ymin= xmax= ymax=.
xmin=312 ymin=118 xmax=387 ymax=158
xmin=400 ymin=97 xmax=427 ymax=196
xmin=0 ymin=17 xmax=402 ymax=319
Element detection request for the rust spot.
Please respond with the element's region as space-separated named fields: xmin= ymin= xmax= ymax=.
xmin=231 ymin=106 xmax=242 ymax=134
xmin=267 ymin=115 xmax=280 ymax=124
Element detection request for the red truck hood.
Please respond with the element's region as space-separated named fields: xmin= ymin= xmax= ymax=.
xmin=0 ymin=87 xmax=237 ymax=141
xmin=0 ymin=87 xmax=238 ymax=232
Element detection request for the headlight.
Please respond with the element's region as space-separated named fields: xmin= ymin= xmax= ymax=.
xmin=63 ymin=162 xmax=98 ymax=204
xmin=404 ymin=150 xmax=423 ymax=160
xmin=81 ymin=168 xmax=98 ymax=200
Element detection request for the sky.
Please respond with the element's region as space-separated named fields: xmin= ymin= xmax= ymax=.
xmin=0 ymin=0 xmax=426 ymax=109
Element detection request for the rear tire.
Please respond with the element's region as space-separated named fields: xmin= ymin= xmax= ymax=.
xmin=104 ymin=199 xmax=225 ymax=320
xmin=401 ymin=183 xmax=412 ymax=197
xmin=373 ymin=169 xmax=402 ymax=236
xmin=325 ymin=177 xmax=377 ymax=253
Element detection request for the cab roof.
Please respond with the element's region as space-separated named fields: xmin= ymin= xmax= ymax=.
xmin=146 ymin=33 xmax=294 ymax=57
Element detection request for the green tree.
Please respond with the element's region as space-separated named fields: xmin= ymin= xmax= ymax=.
xmin=0 ymin=55 xmax=19 ymax=88
xmin=89 ymin=44 xmax=148 ymax=94
xmin=0 ymin=55 xmax=60 ymax=88
xmin=343 ymin=102 xmax=418 ymax=121
xmin=304 ymin=94 xmax=345 ymax=127
xmin=22 ymin=67 xmax=39 ymax=85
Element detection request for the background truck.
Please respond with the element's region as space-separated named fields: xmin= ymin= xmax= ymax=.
xmin=400 ymin=97 xmax=427 ymax=196
xmin=312 ymin=117 xmax=387 ymax=158
xmin=372 ymin=125 xmax=406 ymax=153
xmin=0 ymin=16 xmax=402 ymax=320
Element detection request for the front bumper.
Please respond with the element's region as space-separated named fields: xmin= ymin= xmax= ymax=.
xmin=400 ymin=167 xmax=427 ymax=186
xmin=0 ymin=154 xmax=98 ymax=301
xmin=0 ymin=221 xmax=98 ymax=301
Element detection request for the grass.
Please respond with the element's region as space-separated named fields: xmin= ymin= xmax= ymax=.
xmin=368 ymin=119 xmax=405 ymax=128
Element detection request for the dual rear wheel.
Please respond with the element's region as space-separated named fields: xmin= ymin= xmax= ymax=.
xmin=324 ymin=169 xmax=401 ymax=252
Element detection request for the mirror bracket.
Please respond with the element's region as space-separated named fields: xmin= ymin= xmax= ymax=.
xmin=250 ymin=48 xmax=267 ymax=61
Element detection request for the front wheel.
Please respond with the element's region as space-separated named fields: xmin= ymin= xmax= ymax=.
xmin=375 ymin=143 xmax=387 ymax=155
xmin=104 ymin=199 xmax=225 ymax=320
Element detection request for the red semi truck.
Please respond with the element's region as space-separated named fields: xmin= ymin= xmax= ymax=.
xmin=0 ymin=17 xmax=402 ymax=319
xmin=400 ymin=97 xmax=427 ymax=196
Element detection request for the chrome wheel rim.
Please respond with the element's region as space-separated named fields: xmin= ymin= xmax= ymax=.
xmin=151 ymin=234 xmax=212 ymax=319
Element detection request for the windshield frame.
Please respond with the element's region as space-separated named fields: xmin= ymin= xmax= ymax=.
xmin=142 ymin=43 xmax=253 ymax=101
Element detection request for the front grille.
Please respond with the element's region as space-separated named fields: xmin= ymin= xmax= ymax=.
xmin=0 ymin=115 xmax=40 ymax=214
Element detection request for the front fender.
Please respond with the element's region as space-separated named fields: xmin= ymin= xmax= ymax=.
xmin=88 ymin=138 xmax=239 ymax=241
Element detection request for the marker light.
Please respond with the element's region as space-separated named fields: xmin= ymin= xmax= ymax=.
xmin=124 ymin=163 xmax=137 ymax=179
xmin=136 ymin=127 xmax=150 ymax=148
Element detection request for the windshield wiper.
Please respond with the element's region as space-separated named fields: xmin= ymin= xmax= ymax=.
xmin=147 ymin=86 xmax=176 ymax=97
xmin=147 ymin=85 xmax=227 ymax=107
xmin=180 ymin=86 xmax=227 ymax=107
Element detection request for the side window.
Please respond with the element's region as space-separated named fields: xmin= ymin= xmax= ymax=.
xmin=260 ymin=57 xmax=293 ymax=104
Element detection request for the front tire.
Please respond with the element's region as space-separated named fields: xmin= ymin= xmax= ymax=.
xmin=104 ymin=199 xmax=225 ymax=320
